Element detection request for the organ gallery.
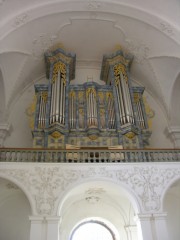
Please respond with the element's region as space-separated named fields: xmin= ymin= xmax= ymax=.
xmin=32 ymin=47 xmax=151 ymax=149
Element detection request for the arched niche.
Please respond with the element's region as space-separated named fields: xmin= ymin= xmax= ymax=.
xmin=0 ymin=177 xmax=31 ymax=240
xmin=163 ymin=178 xmax=180 ymax=240
xmin=58 ymin=179 xmax=139 ymax=240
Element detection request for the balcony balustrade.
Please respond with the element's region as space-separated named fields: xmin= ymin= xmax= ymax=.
xmin=0 ymin=148 xmax=180 ymax=163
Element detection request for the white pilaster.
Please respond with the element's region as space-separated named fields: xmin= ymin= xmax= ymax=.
xmin=153 ymin=213 xmax=169 ymax=240
xmin=46 ymin=217 xmax=60 ymax=240
xmin=29 ymin=216 xmax=44 ymax=240
xmin=125 ymin=225 xmax=137 ymax=240
xmin=134 ymin=214 xmax=154 ymax=240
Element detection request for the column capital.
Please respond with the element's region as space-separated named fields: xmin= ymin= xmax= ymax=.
xmin=29 ymin=216 xmax=44 ymax=222
xmin=134 ymin=213 xmax=152 ymax=222
xmin=166 ymin=126 xmax=180 ymax=147
xmin=46 ymin=216 xmax=60 ymax=223
xmin=153 ymin=212 xmax=167 ymax=219
xmin=0 ymin=123 xmax=10 ymax=147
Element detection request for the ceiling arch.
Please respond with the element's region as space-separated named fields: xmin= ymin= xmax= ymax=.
xmin=0 ymin=0 xmax=180 ymax=140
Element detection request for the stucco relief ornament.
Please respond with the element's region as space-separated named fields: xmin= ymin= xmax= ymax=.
xmin=32 ymin=34 xmax=58 ymax=59
xmin=87 ymin=0 xmax=101 ymax=10
xmin=115 ymin=166 xmax=180 ymax=212
xmin=30 ymin=167 xmax=80 ymax=214
xmin=0 ymin=167 xmax=81 ymax=215
xmin=14 ymin=13 xmax=28 ymax=27
xmin=159 ymin=22 xmax=174 ymax=36
xmin=125 ymin=40 xmax=150 ymax=64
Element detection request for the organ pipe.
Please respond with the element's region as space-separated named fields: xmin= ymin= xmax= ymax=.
xmin=114 ymin=65 xmax=135 ymax=126
xmin=38 ymin=92 xmax=47 ymax=129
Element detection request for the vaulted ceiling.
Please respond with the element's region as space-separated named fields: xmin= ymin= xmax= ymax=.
xmin=0 ymin=0 xmax=180 ymax=129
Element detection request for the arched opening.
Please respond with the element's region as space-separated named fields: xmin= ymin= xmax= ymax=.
xmin=0 ymin=177 xmax=31 ymax=240
xmin=70 ymin=218 xmax=117 ymax=240
xmin=163 ymin=178 xmax=180 ymax=240
xmin=58 ymin=180 xmax=138 ymax=240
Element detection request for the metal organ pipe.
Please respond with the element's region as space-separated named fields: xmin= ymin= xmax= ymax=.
xmin=120 ymin=73 xmax=134 ymax=124
xmin=117 ymin=80 xmax=126 ymax=125
xmin=62 ymin=81 xmax=66 ymax=124
xmin=52 ymin=77 xmax=57 ymax=123
xmin=137 ymin=100 xmax=145 ymax=128
xmin=59 ymin=75 xmax=63 ymax=124
xmin=38 ymin=93 xmax=47 ymax=128
xmin=38 ymin=95 xmax=42 ymax=127
xmin=55 ymin=71 xmax=60 ymax=122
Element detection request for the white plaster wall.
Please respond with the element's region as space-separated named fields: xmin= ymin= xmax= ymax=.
xmin=0 ymin=185 xmax=31 ymax=240
xmin=60 ymin=199 xmax=137 ymax=240
xmin=0 ymin=162 xmax=179 ymax=240
xmin=164 ymin=182 xmax=180 ymax=240
xmin=143 ymin=91 xmax=173 ymax=148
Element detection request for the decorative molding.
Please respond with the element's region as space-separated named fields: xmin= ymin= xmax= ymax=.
xmin=116 ymin=166 xmax=180 ymax=211
xmin=0 ymin=123 xmax=10 ymax=147
xmin=32 ymin=34 xmax=58 ymax=59
xmin=166 ymin=126 xmax=180 ymax=147
xmin=0 ymin=164 xmax=180 ymax=215
xmin=13 ymin=13 xmax=29 ymax=27
xmin=6 ymin=182 xmax=19 ymax=190
xmin=87 ymin=1 xmax=101 ymax=10
xmin=159 ymin=22 xmax=174 ymax=37
xmin=125 ymin=40 xmax=150 ymax=64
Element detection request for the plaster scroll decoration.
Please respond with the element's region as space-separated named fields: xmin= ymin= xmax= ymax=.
xmin=26 ymin=167 xmax=81 ymax=215
xmin=85 ymin=187 xmax=105 ymax=204
xmin=32 ymin=34 xmax=58 ymax=60
xmin=0 ymin=166 xmax=81 ymax=215
xmin=6 ymin=182 xmax=19 ymax=190
xmin=115 ymin=166 xmax=180 ymax=212
xmin=125 ymin=40 xmax=150 ymax=64
xmin=1 ymin=165 xmax=180 ymax=215
xmin=87 ymin=0 xmax=101 ymax=10
xmin=159 ymin=22 xmax=174 ymax=37
xmin=13 ymin=13 xmax=29 ymax=27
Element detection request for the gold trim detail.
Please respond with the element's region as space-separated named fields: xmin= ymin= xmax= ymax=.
xmin=125 ymin=132 xmax=135 ymax=139
xmin=69 ymin=91 xmax=75 ymax=97
xmin=52 ymin=61 xmax=66 ymax=84
xmin=78 ymin=91 xmax=84 ymax=100
xmin=106 ymin=92 xmax=113 ymax=99
xmin=51 ymin=131 xmax=62 ymax=139
xmin=114 ymin=63 xmax=128 ymax=83
xmin=41 ymin=92 xmax=48 ymax=102
xmin=100 ymin=109 xmax=105 ymax=116
xmin=88 ymin=135 xmax=98 ymax=140
xmin=134 ymin=93 xmax=141 ymax=103
xmin=86 ymin=88 xmax=96 ymax=97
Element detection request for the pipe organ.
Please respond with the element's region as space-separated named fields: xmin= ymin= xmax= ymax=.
xmin=32 ymin=48 xmax=151 ymax=149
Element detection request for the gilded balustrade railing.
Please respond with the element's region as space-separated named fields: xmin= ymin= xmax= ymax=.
xmin=0 ymin=148 xmax=180 ymax=163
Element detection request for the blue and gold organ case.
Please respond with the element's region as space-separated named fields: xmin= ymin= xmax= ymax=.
xmin=32 ymin=48 xmax=151 ymax=149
